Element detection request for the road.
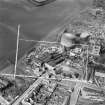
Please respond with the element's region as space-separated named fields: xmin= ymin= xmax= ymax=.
xmin=60 ymin=79 xmax=103 ymax=91
xmin=12 ymin=77 xmax=104 ymax=105
xmin=59 ymin=79 xmax=104 ymax=105
xmin=0 ymin=95 xmax=9 ymax=105
xmin=12 ymin=78 xmax=42 ymax=105
xmin=12 ymin=73 xmax=50 ymax=105
xmin=69 ymin=82 xmax=83 ymax=105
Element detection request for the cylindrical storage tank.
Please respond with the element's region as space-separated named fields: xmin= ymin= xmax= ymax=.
xmin=80 ymin=31 xmax=90 ymax=38
xmin=60 ymin=33 xmax=76 ymax=47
